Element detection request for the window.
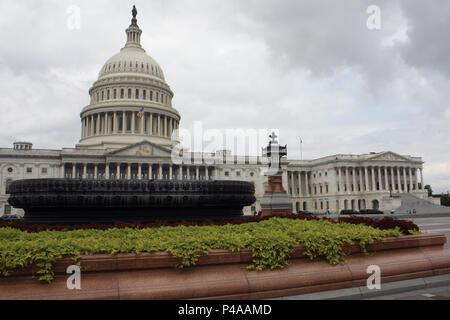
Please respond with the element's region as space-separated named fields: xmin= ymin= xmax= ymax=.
xmin=150 ymin=91 xmax=153 ymax=101
xmin=113 ymin=89 xmax=117 ymax=99
xmin=5 ymin=179 xmax=12 ymax=194
xmin=135 ymin=89 xmax=139 ymax=99
xmin=128 ymin=88 xmax=132 ymax=99
xmin=143 ymin=90 xmax=146 ymax=100
xmin=120 ymin=89 xmax=124 ymax=99
xmin=126 ymin=114 xmax=131 ymax=131
xmin=4 ymin=205 xmax=11 ymax=216
xmin=225 ymin=172 xmax=229 ymax=177
xmin=101 ymin=91 xmax=104 ymax=100
xmin=26 ymin=167 xmax=32 ymax=173
xmin=107 ymin=90 xmax=110 ymax=100
xmin=7 ymin=167 xmax=13 ymax=173
xmin=41 ymin=168 xmax=48 ymax=174
xmin=156 ymin=92 xmax=159 ymax=102
xmin=250 ymin=172 xmax=254 ymax=177
xmin=236 ymin=171 xmax=241 ymax=177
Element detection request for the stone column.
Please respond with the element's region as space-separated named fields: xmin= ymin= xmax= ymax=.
xmin=364 ymin=167 xmax=369 ymax=192
xmin=384 ymin=167 xmax=388 ymax=191
xmin=377 ymin=167 xmax=382 ymax=191
xmin=305 ymin=172 xmax=310 ymax=196
xmin=169 ymin=165 xmax=173 ymax=180
xmin=90 ymin=116 xmax=94 ymax=136
xmin=150 ymin=113 xmax=153 ymax=135
xmin=196 ymin=167 xmax=199 ymax=180
xmin=415 ymin=168 xmax=419 ymax=191
xmin=158 ymin=115 xmax=161 ymax=136
xmin=408 ymin=167 xmax=413 ymax=192
xmin=371 ymin=167 xmax=375 ymax=191
xmin=205 ymin=167 xmax=209 ymax=180
xmin=140 ymin=113 xmax=144 ymax=134
xmin=420 ymin=168 xmax=424 ymax=189
xmin=352 ymin=168 xmax=356 ymax=193
xmin=105 ymin=113 xmax=109 ymax=134
xmin=397 ymin=167 xmax=402 ymax=192
xmin=82 ymin=164 xmax=87 ymax=179
xmin=359 ymin=168 xmax=363 ymax=192
xmin=164 ymin=116 xmax=168 ymax=137
xmin=337 ymin=168 xmax=342 ymax=193
xmin=138 ymin=164 xmax=142 ymax=180
xmin=96 ymin=114 xmax=100 ymax=135
xmin=403 ymin=167 xmax=408 ymax=192
xmin=106 ymin=164 xmax=110 ymax=179
xmin=390 ymin=167 xmax=395 ymax=191
xmin=131 ymin=111 xmax=136 ymax=134
xmin=345 ymin=167 xmax=349 ymax=193
xmin=60 ymin=164 xmax=65 ymax=178
xmin=127 ymin=164 xmax=131 ymax=180
xmin=122 ymin=112 xmax=126 ymax=133
xmin=94 ymin=164 xmax=98 ymax=179
xmin=149 ymin=165 xmax=153 ymax=179
xmin=159 ymin=165 xmax=163 ymax=180
xmin=113 ymin=112 xmax=117 ymax=134
xmin=290 ymin=172 xmax=295 ymax=195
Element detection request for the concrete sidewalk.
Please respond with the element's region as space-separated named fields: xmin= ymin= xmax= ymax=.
xmin=271 ymin=274 xmax=450 ymax=300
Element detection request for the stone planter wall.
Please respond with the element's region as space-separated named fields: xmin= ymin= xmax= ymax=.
xmin=1 ymin=234 xmax=449 ymax=300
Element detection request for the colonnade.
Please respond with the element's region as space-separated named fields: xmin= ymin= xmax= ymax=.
xmin=81 ymin=111 xmax=179 ymax=139
xmin=287 ymin=165 xmax=424 ymax=197
xmin=61 ymin=162 xmax=216 ymax=181
xmin=334 ymin=166 xmax=423 ymax=194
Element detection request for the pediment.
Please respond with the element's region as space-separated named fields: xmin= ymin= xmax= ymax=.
xmin=107 ymin=141 xmax=173 ymax=158
xmin=369 ymin=152 xmax=409 ymax=162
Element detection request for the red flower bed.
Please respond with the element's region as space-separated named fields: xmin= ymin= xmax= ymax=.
xmin=0 ymin=214 xmax=418 ymax=234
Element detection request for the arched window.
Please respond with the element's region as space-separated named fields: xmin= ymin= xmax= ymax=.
xmin=101 ymin=91 xmax=104 ymax=101
xmin=143 ymin=90 xmax=146 ymax=100
xmin=113 ymin=89 xmax=117 ymax=99
xmin=156 ymin=92 xmax=159 ymax=102
xmin=107 ymin=90 xmax=110 ymax=100
xmin=120 ymin=88 xmax=124 ymax=99
xmin=128 ymin=88 xmax=132 ymax=99
xmin=135 ymin=89 xmax=139 ymax=99
xmin=150 ymin=91 xmax=153 ymax=101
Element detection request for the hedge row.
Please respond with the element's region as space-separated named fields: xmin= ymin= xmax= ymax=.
xmin=0 ymin=214 xmax=419 ymax=235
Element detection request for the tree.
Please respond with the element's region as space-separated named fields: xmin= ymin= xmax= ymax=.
xmin=424 ymin=185 xmax=433 ymax=197
xmin=441 ymin=194 xmax=450 ymax=207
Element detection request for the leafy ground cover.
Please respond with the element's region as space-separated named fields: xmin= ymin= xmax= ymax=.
xmin=0 ymin=217 xmax=408 ymax=282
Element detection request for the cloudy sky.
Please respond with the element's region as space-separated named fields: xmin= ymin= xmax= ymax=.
xmin=0 ymin=0 xmax=449 ymax=192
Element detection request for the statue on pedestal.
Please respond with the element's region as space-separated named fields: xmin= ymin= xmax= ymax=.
xmin=260 ymin=133 xmax=292 ymax=217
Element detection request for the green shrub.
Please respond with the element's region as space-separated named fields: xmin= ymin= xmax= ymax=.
xmin=0 ymin=217 xmax=403 ymax=282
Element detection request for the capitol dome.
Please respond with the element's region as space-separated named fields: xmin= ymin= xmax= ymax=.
xmin=98 ymin=44 xmax=166 ymax=82
xmin=77 ymin=7 xmax=180 ymax=150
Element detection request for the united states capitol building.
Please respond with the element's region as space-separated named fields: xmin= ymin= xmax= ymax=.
xmin=0 ymin=9 xmax=439 ymax=217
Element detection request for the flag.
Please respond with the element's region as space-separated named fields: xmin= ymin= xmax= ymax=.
xmin=137 ymin=107 xmax=144 ymax=118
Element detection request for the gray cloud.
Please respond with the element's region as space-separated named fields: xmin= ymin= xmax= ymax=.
xmin=0 ymin=0 xmax=448 ymax=192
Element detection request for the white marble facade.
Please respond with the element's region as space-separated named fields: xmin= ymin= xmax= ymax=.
xmin=0 ymin=11 xmax=431 ymax=217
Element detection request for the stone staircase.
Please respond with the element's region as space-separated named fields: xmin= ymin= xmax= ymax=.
xmin=395 ymin=193 xmax=450 ymax=215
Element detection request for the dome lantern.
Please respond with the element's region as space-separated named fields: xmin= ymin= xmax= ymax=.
xmin=124 ymin=5 xmax=143 ymax=50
